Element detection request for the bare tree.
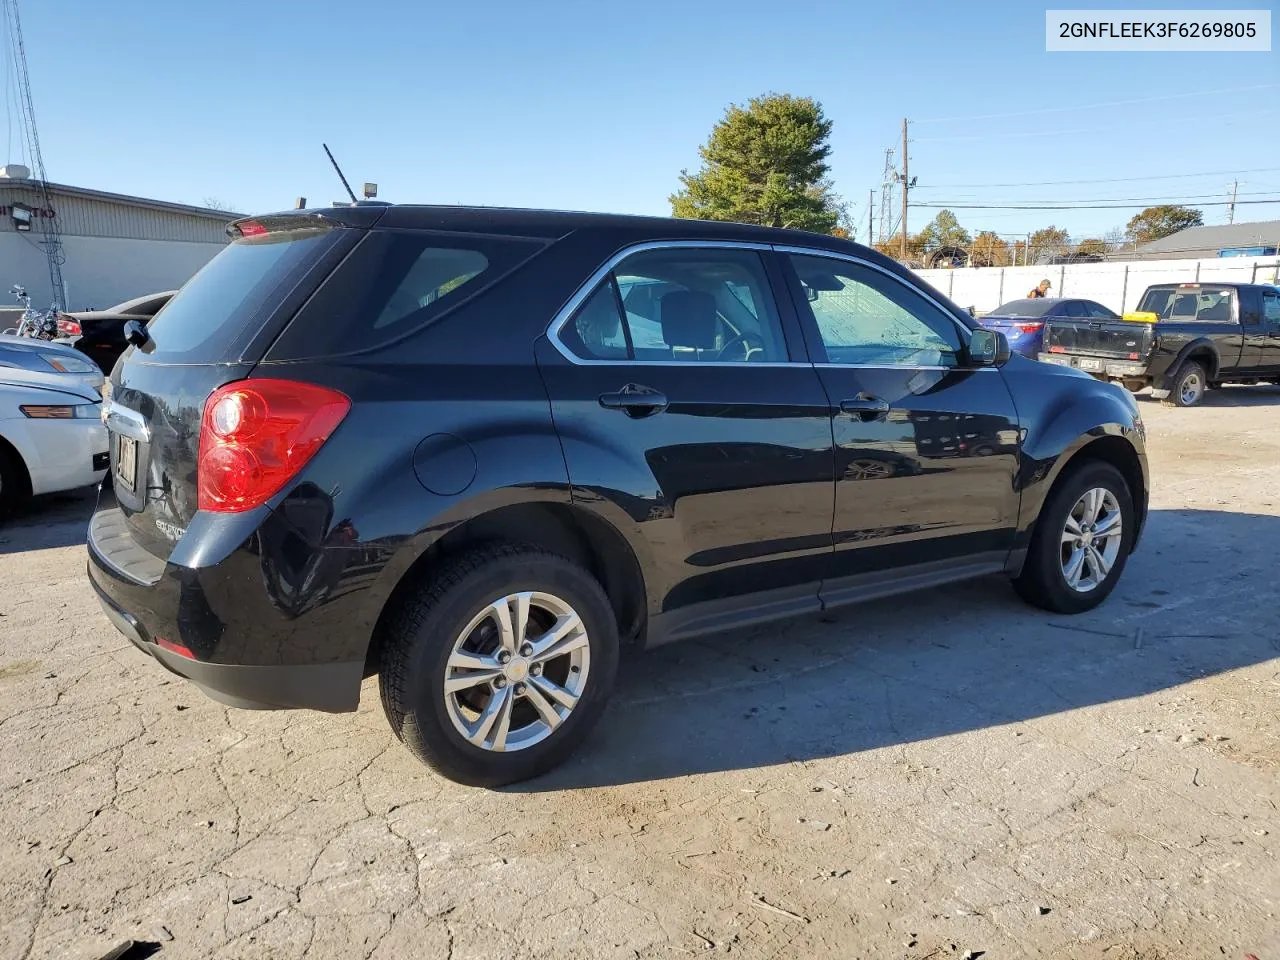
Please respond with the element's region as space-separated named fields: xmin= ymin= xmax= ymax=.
xmin=201 ymin=196 xmax=237 ymax=213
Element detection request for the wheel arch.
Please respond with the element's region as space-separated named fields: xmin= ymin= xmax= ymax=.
xmin=366 ymin=499 xmax=649 ymax=677
xmin=1015 ymin=429 xmax=1147 ymax=571
xmin=0 ymin=430 xmax=33 ymax=503
xmin=1013 ymin=376 xmax=1148 ymax=567
xmin=1170 ymin=339 xmax=1220 ymax=380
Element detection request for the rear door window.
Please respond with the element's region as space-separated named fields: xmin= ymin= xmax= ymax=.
xmin=558 ymin=248 xmax=790 ymax=363
xmin=1065 ymin=301 xmax=1089 ymax=318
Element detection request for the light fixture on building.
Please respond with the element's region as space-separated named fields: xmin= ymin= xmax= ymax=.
xmin=10 ymin=203 xmax=33 ymax=231
xmin=362 ymin=182 xmax=377 ymax=199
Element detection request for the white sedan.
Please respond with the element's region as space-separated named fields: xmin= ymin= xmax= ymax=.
xmin=0 ymin=368 xmax=108 ymax=511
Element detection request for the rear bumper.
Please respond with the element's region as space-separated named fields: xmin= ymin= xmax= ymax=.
xmin=1037 ymin=353 xmax=1151 ymax=380
xmin=89 ymin=568 xmax=363 ymax=711
xmin=86 ymin=492 xmax=366 ymax=712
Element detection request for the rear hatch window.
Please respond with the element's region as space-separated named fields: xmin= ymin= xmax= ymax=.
xmin=1137 ymin=286 xmax=1236 ymax=322
xmin=141 ymin=220 xmax=343 ymax=364
xmin=105 ymin=218 xmax=353 ymax=564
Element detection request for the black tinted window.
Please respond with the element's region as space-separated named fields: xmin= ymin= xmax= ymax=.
xmin=560 ymin=281 xmax=629 ymax=360
xmin=372 ymin=248 xmax=488 ymax=329
xmin=273 ymin=230 xmax=544 ymax=358
xmin=1085 ymin=301 xmax=1117 ymax=319
xmin=1065 ymin=301 xmax=1088 ymax=318
xmin=145 ymin=228 xmax=337 ymax=362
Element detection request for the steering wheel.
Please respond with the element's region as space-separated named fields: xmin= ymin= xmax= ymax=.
xmin=716 ymin=332 xmax=766 ymax=362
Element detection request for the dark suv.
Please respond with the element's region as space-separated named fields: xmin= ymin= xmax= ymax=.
xmin=88 ymin=205 xmax=1149 ymax=786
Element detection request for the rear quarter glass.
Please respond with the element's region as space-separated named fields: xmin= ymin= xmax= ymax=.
xmin=266 ymin=230 xmax=548 ymax=360
xmin=140 ymin=225 xmax=342 ymax=365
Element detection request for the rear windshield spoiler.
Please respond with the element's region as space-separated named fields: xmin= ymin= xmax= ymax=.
xmin=227 ymin=206 xmax=388 ymax=239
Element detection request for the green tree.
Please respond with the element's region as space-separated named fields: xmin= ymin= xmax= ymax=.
xmin=1028 ymin=226 xmax=1071 ymax=264
xmin=1125 ymin=205 xmax=1204 ymax=244
xmin=971 ymin=230 xmax=1010 ymax=267
xmin=1074 ymin=238 xmax=1107 ymax=258
xmin=671 ymin=93 xmax=843 ymax=234
xmin=916 ymin=210 xmax=971 ymax=252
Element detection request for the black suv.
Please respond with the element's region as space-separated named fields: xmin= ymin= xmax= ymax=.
xmin=88 ymin=206 xmax=1149 ymax=786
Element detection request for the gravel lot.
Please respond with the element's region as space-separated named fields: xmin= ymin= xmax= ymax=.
xmin=2 ymin=389 xmax=1278 ymax=960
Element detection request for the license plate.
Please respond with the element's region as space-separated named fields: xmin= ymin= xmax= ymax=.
xmin=115 ymin=434 xmax=137 ymax=491
xmin=1039 ymin=354 xmax=1069 ymax=366
xmin=1077 ymin=357 xmax=1104 ymax=372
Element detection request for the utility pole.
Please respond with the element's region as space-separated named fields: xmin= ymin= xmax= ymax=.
xmin=868 ymin=189 xmax=874 ymax=245
xmin=899 ymin=118 xmax=909 ymax=260
xmin=1227 ymin=179 xmax=1238 ymax=224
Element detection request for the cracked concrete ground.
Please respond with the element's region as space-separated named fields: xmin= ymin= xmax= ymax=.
xmin=1 ymin=388 xmax=1278 ymax=960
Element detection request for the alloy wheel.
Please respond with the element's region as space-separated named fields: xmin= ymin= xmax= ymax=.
xmin=442 ymin=591 xmax=591 ymax=752
xmin=1060 ymin=487 xmax=1123 ymax=593
xmin=1180 ymin=372 xmax=1203 ymax=405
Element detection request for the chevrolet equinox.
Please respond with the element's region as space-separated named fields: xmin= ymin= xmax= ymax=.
xmin=88 ymin=205 xmax=1149 ymax=786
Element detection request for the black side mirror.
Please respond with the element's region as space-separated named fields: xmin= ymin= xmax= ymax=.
xmin=968 ymin=328 xmax=1010 ymax=367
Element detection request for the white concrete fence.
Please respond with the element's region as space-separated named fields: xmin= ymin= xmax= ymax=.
xmin=916 ymin=256 xmax=1280 ymax=315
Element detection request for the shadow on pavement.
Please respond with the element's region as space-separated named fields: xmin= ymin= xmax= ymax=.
xmin=518 ymin=508 xmax=1278 ymax=791
xmin=0 ymin=486 xmax=95 ymax=554
xmin=1136 ymin=383 xmax=1280 ymax=408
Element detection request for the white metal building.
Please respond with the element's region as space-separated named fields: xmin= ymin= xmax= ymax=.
xmin=0 ymin=170 xmax=237 ymax=311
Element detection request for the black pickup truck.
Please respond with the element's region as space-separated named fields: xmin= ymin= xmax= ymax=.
xmin=1040 ymin=282 xmax=1280 ymax=406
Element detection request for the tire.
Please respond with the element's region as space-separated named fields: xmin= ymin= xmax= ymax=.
xmin=1164 ymin=361 xmax=1207 ymax=407
xmin=1013 ymin=461 xmax=1135 ymax=614
xmin=0 ymin=441 xmax=30 ymax=516
xmin=378 ymin=543 xmax=620 ymax=787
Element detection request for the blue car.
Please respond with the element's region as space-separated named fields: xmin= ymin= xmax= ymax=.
xmin=978 ymin=298 xmax=1119 ymax=358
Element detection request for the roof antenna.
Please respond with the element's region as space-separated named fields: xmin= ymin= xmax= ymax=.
xmin=322 ymin=143 xmax=358 ymax=204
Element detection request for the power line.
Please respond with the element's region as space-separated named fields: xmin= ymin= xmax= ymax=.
xmin=912 ymin=83 xmax=1278 ymax=124
xmin=913 ymin=106 xmax=1275 ymax=143
xmin=920 ymin=190 xmax=1280 ymax=205
xmin=914 ymin=166 xmax=1280 ymax=189
xmin=914 ymin=199 xmax=1280 ymax=211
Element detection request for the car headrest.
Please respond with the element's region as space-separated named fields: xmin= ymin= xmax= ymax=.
xmin=658 ymin=291 xmax=717 ymax=349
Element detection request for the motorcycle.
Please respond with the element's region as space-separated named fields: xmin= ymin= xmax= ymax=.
xmin=3 ymin=284 xmax=60 ymax=340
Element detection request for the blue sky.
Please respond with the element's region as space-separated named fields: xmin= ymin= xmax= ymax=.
xmin=4 ymin=0 xmax=1278 ymax=243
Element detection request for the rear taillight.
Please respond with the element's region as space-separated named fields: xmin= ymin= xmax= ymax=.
xmin=197 ymin=378 xmax=350 ymax=513
xmin=1013 ymin=322 xmax=1044 ymax=335
xmin=57 ymin=316 xmax=81 ymax=336
xmin=1049 ymin=345 xmax=1066 ymax=354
